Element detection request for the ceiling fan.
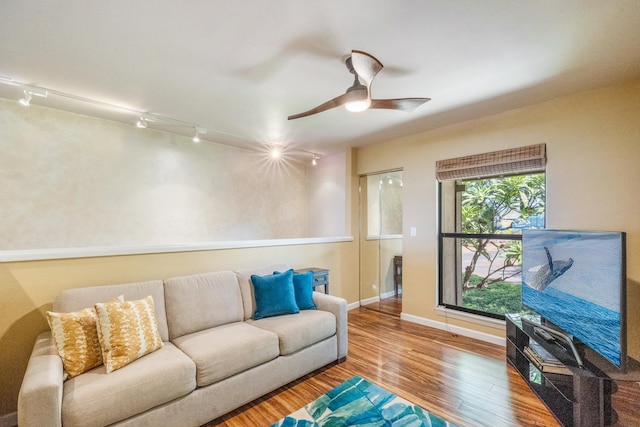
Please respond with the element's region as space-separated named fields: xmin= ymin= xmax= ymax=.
xmin=288 ymin=50 xmax=430 ymax=120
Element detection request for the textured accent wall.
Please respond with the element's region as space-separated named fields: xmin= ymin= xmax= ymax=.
xmin=0 ymin=98 xmax=309 ymax=250
xmin=308 ymin=151 xmax=347 ymax=237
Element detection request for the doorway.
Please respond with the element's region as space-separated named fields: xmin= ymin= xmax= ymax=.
xmin=359 ymin=170 xmax=403 ymax=316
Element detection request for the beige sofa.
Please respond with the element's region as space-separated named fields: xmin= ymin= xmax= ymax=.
xmin=18 ymin=264 xmax=348 ymax=427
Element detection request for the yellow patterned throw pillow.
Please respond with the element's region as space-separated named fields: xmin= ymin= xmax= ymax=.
xmin=95 ymin=295 xmax=163 ymax=373
xmin=46 ymin=296 xmax=123 ymax=379
xmin=47 ymin=307 xmax=103 ymax=378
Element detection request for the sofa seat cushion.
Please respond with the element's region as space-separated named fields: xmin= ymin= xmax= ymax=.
xmin=248 ymin=310 xmax=336 ymax=356
xmin=172 ymin=322 xmax=279 ymax=387
xmin=61 ymin=342 xmax=195 ymax=427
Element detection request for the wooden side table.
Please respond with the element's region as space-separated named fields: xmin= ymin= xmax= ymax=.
xmin=294 ymin=267 xmax=329 ymax=294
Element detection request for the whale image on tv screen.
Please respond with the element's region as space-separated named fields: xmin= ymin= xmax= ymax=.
xmin=522 ymin=229 xmax=626 ymax=369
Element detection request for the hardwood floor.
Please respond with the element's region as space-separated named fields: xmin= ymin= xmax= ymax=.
xmin=207 ymin=305 xmax=564 ymax=427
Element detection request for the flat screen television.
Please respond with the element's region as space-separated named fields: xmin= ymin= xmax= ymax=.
xmin=522 ymin=229 xmax=627 ymax=371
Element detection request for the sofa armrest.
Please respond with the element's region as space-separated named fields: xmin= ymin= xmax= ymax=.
xmin=18 ymin=331 xmax=64 ymax=427
xmin=313 ymin=292 xmax=348 ymax=360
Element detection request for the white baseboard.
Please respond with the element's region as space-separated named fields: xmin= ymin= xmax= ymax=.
xmin=355 ymin=296 xmax=504 ymax=347
xmin=347 ymin=301 xmax=361 ymax=311
xmin=0 ymin=412 xmax=17 ymax=427
xmin=380 ymin=290 xmax=398 ymax=299
xmin=360 ymin=291 xmax=400 ymax=305
xmin=400 ymin=312 xmax=506 ymax=347
xmin=359 ymin=296 xmax=380 ymax=306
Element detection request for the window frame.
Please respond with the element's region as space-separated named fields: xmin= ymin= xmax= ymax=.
xmin=437 ymin=173 xmax=545 ymax=320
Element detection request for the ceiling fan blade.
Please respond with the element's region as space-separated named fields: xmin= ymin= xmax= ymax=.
xmin=288 ymin=92 xmax=352 ymax=120
xmin=369 ymin=98 xmax=431 ymax=112
xmin=350 ymin=50 xmax=383 ymax=88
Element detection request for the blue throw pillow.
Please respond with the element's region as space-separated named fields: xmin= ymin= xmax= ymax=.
xmin=251 ymin=269 xmax=300 ymax=320
xmin=275 ymin=269 xmax=317 ymax=311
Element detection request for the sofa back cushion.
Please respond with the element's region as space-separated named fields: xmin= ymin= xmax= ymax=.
xmin=234 ymin=264 xmax=290 ymax=320
xmin=164 ymin=271 xmax=243 ymax=340
xmin=53 ymin=280 xmax=169 ymax=342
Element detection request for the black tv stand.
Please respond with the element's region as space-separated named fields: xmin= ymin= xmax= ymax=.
xmin=506 ymin=314 xmax=611 ymax=426
xmin=521 ymin=316 xmax=585 ymax=368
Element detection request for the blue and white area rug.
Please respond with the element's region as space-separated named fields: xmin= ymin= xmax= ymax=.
xmin=271 ymin=375 xmax=455 ymax=427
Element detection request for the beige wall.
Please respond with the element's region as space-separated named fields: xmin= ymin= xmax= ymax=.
xmin=357 ymin=79 xmax=640 ymax=358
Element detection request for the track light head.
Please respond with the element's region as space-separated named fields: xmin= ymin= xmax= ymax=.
xmin=19 ymin=85 xmax=48 ymax=106
xmin=19 ymin=90 xmax=32 ymax=106
xmin=192 ymin=127 xmax=206 ymax=143
xmin=136 ymin=117 xmax=148 ymax=128
xmin=2 ymin=76 xmax=229 ymax=146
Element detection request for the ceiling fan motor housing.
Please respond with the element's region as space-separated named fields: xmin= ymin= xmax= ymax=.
xmin=287 ymin=50 xmax=429 ymax=120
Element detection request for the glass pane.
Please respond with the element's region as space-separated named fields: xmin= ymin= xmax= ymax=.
xmin=439 ymin=172 xmax=545 ymax=318
xmin=361 ymin=170 xmax=403 ymax=316
xmin=461 ymin=173 xmax=545 ymax=235
xmin=440 ymin=237 xmax=461 ymax=306
xmin=366 ymin=175 xmax=381 ymax=236
xmin=380 ymin=172 xmax=403 ymax=236
xmin=460 ymin=237 xmax=530 ymax=316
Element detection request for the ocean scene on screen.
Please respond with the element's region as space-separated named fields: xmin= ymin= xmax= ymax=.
xmin=522 ymin=230 xmax=624 ymax=367
xmin=522 ymin=285 xmax=620 ymax=366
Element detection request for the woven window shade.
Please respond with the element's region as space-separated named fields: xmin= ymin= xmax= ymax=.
xmin=435 ymin=144 xmax=546 ymax=181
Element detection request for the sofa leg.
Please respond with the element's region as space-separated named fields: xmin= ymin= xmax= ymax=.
xmin=337 ymin=357 xmax=347 ymax=364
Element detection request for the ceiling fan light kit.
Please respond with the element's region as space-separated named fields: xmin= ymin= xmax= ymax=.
xmin=345 ymin=99 xmax=370 ymax=112
xmin=344 ymin=86 xmax=370 ymax=112
xmin=288 ymin=50 xmax=430 ymax=120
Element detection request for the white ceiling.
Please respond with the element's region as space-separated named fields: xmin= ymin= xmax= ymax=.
xmin=1 ymin=1 xmax=640 ymax=159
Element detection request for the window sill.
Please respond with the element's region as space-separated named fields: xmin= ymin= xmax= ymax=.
xmin=434 ymin=306 xmax=505 ymax=330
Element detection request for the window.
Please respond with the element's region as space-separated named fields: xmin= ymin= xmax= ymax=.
xmin=437 ymin=145 xmax=546 ymax=319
